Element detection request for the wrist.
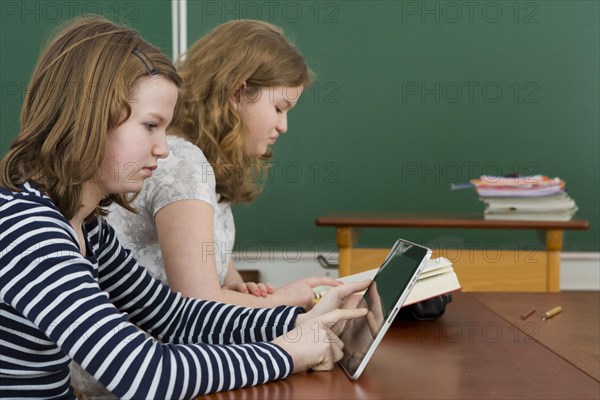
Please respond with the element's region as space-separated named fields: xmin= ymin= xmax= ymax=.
xmin=294 ymin=310 xmax=309 ymax=326
xmin=223 ymin=278 xmax=244 ymax=288
xmin=272 ymin=336 xmax=301 ymax=375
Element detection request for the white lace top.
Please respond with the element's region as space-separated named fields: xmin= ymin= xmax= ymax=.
xmin=107 ymin=135 xmax=235 ymax=286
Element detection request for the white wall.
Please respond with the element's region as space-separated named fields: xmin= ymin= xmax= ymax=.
xmin=559 ymin=253 xmax=600 ymax=290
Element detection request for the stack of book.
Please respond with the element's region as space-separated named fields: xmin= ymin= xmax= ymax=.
xmin=470 ymin=175 xmax=578 ymax=221
xmin=314 ymin=257 xmax=461 ymax=306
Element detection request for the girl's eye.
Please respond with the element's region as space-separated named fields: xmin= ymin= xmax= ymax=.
xmin=144 ymin=123 xmax=157 ymax=131
xmin=275 ymin=107 xmax=282 ymax=114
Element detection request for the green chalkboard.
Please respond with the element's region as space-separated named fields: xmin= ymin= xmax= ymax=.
xmin=2 ymin=1 xmax=598 ymax=254
xmin=186 ymin=1 xmax=599 ymax=253
xmin=1 ymin=0 xmax=172 ymax=153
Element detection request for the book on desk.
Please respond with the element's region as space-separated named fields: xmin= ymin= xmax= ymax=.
xmin=315 ymin=257 xmax=461 ymax=306
xmin=469 ymin=175 xmax=579 ymax=221
xmin=481 ymin=192 xmax=578 ymax=221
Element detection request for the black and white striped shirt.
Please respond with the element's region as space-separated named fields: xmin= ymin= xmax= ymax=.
xmin=0 ymin=182 xmax=300 ymax=399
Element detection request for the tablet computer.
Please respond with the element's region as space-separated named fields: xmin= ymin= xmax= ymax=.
xmin=339 ymin=238 xmax=431 ymax=380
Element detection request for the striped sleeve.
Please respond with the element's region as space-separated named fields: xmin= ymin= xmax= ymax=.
xmin=0 ymin=194 xmax=300 ymax=399
xmin=93 ymin=219 xmax=300 ymax=346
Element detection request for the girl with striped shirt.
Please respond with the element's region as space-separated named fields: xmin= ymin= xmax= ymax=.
xmin=0 ymin=17 xmax=368 ymax=399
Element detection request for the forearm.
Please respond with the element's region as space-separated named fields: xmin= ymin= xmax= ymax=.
xmin=153 ymin=201 xmax=314 ymax=308
xmin=181 ymin=283 xmax=285 ymax=308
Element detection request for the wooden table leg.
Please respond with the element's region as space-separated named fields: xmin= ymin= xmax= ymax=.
xmin=336 ymin=227 xmax=360 ymax=277
xmin=546 ymin=230 xmax=563 ymax=292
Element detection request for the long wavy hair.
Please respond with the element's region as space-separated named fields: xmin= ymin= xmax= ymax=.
xmin=171 ymin=19 xmax=312 ymax=203
xmin=0 ymin=16 xmax=182 ymax=221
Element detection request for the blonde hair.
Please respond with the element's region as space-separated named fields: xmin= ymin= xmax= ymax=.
xmin=0 ymin=16 xmax=182 ymax=221
xmin=172 ymin=19 xmax=312 ymax=203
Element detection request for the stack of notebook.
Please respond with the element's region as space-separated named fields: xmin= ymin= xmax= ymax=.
xmin=469 ymin=175 xmax=578 ymax=221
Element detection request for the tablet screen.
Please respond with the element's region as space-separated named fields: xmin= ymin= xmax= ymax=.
xmin=339 ymin=241 xmax=428 ymax=377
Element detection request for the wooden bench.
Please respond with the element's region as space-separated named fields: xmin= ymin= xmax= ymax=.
xmin=316 ymin=213 xmax=589 ymax=292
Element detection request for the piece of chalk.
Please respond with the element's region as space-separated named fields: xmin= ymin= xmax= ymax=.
xmin=520 ymin=307 xmax=536 ymax=320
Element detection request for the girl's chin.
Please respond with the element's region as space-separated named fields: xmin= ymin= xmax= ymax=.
xmin=107 ymin=184 xmax=144 ymax=195
xmin=249 ymin=147 xmax=269 ymax=157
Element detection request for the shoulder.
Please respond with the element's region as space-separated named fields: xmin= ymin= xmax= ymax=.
xmin=0 ymin=182 xmax=80 ymax=259
xmin=139 ymin=136 xmax=219 ymax=214
xmin=166 ymin=135 xmax=212 ymax=169
xmin=0 ymin=182 xmax=64 ymax=221
xmin=149 ymin=135 xmax=215 ymax=181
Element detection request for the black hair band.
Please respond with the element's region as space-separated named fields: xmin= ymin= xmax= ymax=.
xmin=132 ymin=47 xmax=158 ymax=76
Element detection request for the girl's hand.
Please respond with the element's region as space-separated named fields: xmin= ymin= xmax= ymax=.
xmin=227 ymin=282 xmax=274 ymax=297
xmin=274 ymin=277 xmax=343 ymax=309
xmin=295 ymin=280 xmax=371 ymax=328
xmin=272 ymin=299 xmax=368 ymax=373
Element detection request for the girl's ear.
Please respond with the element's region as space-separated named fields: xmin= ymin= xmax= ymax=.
xmin=229 ymin=81 xmax=248 ymax=110
xmin=229 ymin=98 xmax=238 ymax=110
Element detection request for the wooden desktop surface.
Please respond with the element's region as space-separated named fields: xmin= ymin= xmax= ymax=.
xmin=471 ymin=291 xmax=600 ymax=381
xmin=199 ymin=292 xmax=599 ymax=400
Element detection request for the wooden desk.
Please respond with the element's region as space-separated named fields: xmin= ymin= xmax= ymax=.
xmin=199 ymin=292 xmax=600 ymax=400
xmin=316 ymin=213 xmax=589 ymax=292
xmin=471 ymin=291 xmax=600 ymax=381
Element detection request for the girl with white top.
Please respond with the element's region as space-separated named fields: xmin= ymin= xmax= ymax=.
xmin=108 ymin=20 xmax=339 ymax=309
